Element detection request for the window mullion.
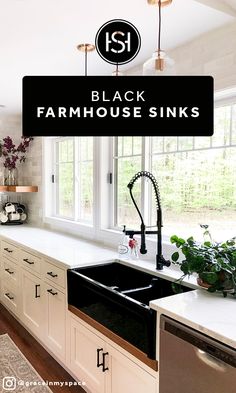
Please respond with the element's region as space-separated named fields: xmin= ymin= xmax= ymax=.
xmin=74 ymin=138 xmax=80 ymax=221
xmin=113 ymin=137 xmax=118 ymax=227
xmin=142 ymin=136 xmax=151 ymax=225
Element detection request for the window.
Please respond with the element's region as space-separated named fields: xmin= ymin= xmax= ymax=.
xmin=113 ymin=102 xmax=236 ymax=241
xmin=113 ymin=137 xmax=142 ymax=228
xmin=52 ymin=137 xmax=93 ymax=224
xmin=45 ymin=95 xmax=236 ymax=244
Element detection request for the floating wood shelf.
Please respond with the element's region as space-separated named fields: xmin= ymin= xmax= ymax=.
xmin=0 ymin=186 xmax=9 ymax=192
xmin=0 ymin=186 xmax=38 ymax=193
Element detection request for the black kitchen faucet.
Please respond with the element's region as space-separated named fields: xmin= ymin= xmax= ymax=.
xmin=123 ymin=171 xmax=171 ymax=270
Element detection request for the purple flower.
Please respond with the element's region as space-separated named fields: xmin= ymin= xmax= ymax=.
xmin=0 ymin=136 xmax=33 ymax=170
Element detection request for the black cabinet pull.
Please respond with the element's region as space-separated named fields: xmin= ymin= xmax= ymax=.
xmin=47 ymin=289 xmax=58 ymax=296
xmin=5 ymin=268 xmax=14 ymax=275
xmin=97 ymin=348 xmax=103 ymax=368
xmin=5 ymin=293 xmax=14 ymax=300
xmin=23 ymin=258 xmax=34 ymax=265
xmin=35 ymin=284 xmax=40 ymax=298
xmin=102 ymin=352 xmax=109 ymax=372
xmin=4 ymin=247 xmax=13 ymax=253
xmin=47 ymin=271 xmax=58 ymax=278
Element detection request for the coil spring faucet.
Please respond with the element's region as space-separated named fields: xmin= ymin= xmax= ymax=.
xmin=123 ymin=171 xmax=171 ymax=270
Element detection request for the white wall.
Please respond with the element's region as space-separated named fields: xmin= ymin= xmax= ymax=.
xmin=129 ymin=21 xmax=236 ymax=91
xmin=169 ymin=21 xmax=236 ymax=90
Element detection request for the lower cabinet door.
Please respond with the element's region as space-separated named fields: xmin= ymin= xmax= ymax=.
xmin=106 ymin=344 xmax=157 ymax=393
xmin=21 ymin=269 xmax=44 ymax=337
xmin=70 ymin=317 xmax=105 ymax=393
xmin=44 ymin=283 xmax=66 ymax=361
xmin=1 ymin=280 xmax=18 ymax=316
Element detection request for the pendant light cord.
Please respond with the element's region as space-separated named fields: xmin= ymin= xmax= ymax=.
xmin=158 ymin=0 xmax=162 ymax=54
xmin=85 ymin=46 xmax=88 ymax=76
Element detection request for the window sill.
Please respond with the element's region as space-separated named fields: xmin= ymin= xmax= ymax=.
xmin=43 ymin=216 xmax=95 ymax=239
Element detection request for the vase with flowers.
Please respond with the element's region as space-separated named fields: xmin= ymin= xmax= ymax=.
xmin=0 ymin=136 xmax=33 ymax=186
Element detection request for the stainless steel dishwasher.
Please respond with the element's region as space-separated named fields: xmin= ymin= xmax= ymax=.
xmin=160 ymin=315 xmax=236 ymax=393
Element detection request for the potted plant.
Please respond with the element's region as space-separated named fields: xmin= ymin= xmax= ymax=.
xmin=0 ymin=136 xmax=33 ymax=185
xmin=170 ymin=231 xmax=236 ymax=297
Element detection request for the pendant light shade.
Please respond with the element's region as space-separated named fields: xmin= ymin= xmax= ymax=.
xmin=112 ymin=63 xmax=124 ymax=76
xmin=143 ymin=0 xmax=176 ymax=75
xmin=112 ymin=70 xmax=124 ymax=76
xmin=143 ymin=50 xmax=175 ymax=75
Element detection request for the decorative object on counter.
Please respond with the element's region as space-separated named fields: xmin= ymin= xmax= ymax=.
xmin=200 ymin=223 xmax=213 ymax=243
xmin=118 ymin=228 xmax=129 ymax=259
xmin=0 ymin=202 xmax=27 ymax=225
xmin=118 ymin=228 xmax=139 ymax=259
xmin=0 ymin=136 xmax=33 ymax=186
xmin=128 ymin=237 xmax=139 ymax=259
xmin=123 ymin=171 xmax=171 ymax=270
xmin=170 ymin=227 xmax=236 ymax=297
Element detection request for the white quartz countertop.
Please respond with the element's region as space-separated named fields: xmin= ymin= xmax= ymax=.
xmin=0 ymin=226 xmax=117 ymax=268
xmin=150 ymin=289 xmax=236 ymax=349
xmin=0 ymin=225 xmax=198 ymax=288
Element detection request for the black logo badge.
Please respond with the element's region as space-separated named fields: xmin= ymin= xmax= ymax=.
xmin=95 ymin=19 xmax=141 ymax=65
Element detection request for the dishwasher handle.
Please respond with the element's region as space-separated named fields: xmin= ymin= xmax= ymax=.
xmin=196 ymin=349 xmax=229 ymax=372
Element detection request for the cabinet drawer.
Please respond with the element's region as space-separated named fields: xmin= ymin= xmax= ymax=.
xmin=20 ymin=250 xmax=41 ymax=275
xmin=1 ymin=240 xmax=18 ymax=262
xmin=2 ymin=257 xmax=18 ymax=285
xmin=44 ymin=261 xmax=65 ymax=289
xmin=1 ymin=281 xmax=18 ymax=315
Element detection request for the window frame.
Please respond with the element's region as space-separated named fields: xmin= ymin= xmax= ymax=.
xmin=43 ymin=136 xmax=98 ymax=237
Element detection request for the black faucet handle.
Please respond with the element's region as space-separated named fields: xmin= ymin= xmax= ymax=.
xmin=156 ymin=255 xmax=171 ymax=270
xmin=123 ymin=225 xmax=126 ymax=233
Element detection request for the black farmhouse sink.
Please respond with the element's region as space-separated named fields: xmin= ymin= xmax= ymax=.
xmin=67 ymin=261 xmax=192 ymax=360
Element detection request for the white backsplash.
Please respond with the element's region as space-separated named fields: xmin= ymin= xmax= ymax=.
xmin=0 ymin=113 xmax=43 ymax=225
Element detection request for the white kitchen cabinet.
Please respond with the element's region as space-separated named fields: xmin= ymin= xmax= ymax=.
xmin=44 ymin=283 xmax=66 ymax=361
xmin=2 ymin=257 xmax=18 ymax=286
xmin=21 ymin=269 xmax=44 ymax=338
xmin=69 ymin=315 xmax=157 ymax=393
xmin=70 ymin=316 xmax=106 ymax=393
xmin=1 ymin=280 xmax=19 ymax=316
xmin=106 ymin=343 xmax=156 ymax=393
xmin=1 ymin=240 xmax=18 ymax=262
xmin=1 ymin=254 xmax=19 ymax=316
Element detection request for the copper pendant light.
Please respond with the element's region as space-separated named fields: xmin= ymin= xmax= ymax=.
xmin=77 ymin=43 xmax=95 ymax=76
xmin=147 ymin=0 xmax=172 ymax=6
xmin=143 ymin=0 xmax=175 ymax=75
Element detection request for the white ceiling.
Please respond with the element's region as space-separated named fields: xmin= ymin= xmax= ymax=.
xmin=0 ymin=0 xmax=235 ymax=113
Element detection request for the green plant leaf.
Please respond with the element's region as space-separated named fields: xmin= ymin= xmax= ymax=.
xmin=204 ymin=241 xmax=212 ymax=247
xmin=172 ymin=282 xmax=183 ymax=294
xmin=200 ymin=272 xmax=218 ymax=285
xmin=181 ymin=261 xmax=190 ymax=275
xmin=171 ymin=252 xmax=180 ymax=262
xmin=187 ymin=237 xmax=195 ymax=246
xmin=170 ymin=235 xmax=179 ymax=244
